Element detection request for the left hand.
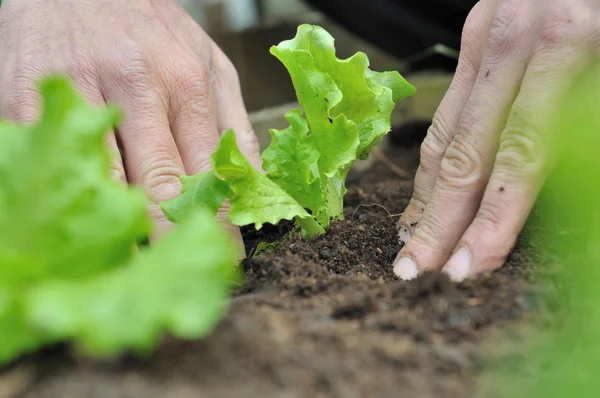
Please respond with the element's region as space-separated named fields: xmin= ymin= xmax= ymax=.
xmin=393 ymin=0 xmax=599 ymax=281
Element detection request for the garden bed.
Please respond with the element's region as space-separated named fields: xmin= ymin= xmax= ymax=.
xmin=8 ymin=127 xmax=545 ymax=398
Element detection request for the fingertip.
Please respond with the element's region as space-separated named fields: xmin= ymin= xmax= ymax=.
xmin=393 ymin=255 xmax=419 ymax=281
xmin=441 ymin=246 xmax=471 ymax=282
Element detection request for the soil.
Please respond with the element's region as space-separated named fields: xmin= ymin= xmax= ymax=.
xmin=9 ymin=125 xmax=546 ymax=398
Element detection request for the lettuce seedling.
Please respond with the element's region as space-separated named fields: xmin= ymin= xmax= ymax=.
xmin=162 ymin=24 xmax=416 ymax=236
xmin=0 ymin=77 xmax=240 ymax=364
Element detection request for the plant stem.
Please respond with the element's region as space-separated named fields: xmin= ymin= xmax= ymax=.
xmin=323 ymin=176 xmax=345 ymax=223
xmin=296 ymin=215 xmax=324 ymax=237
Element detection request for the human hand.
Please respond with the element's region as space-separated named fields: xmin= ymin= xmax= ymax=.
xmin=0 ymin=0 xmax=260 ymax=245
xmin=393 ymin=0 xmax=599 ymax=281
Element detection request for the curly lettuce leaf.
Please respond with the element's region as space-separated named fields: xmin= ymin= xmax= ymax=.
xmin=160 ymin=172 xmax=229 ymax=223
xmin=261 ymin=109 xmax=322 ymax=213
xmin=0 ymin=76 xmax=240 ymax=365
xmin=213 ymin=129 xmax=323 ymax=235
xmin=0 ymin=77 xmax=150 ymax=286
xmin=0 ymin=76 xmax=151 ymax=363
xmin=26 ymin=210 xmax=240 ymax=356
xmin=271 ymin=24 xmax=415 ymax=158
xmin=263 ymin=24 xmax=416 ymax=226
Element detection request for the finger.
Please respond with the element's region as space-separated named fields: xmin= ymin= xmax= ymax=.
xmin=210 ymin=42 xmax=261 ymax=169
xmin=165 ymin=54 xmax=245 ymax=251
xmin=99 ymin=45 xmax=185 ymax=238
xmin=73 ymin=77 xmax=137 ymax=256
xmin=397 ymin=0 xmax=497 ymax=241
xmin=210 ymin=43 xmax=260 ymax=255
xmin=166 ymin=56 xmax=219 ymax=175
xmin=394 ymin=0 xmax=538 ymax=280
xmin=69 ymin=72 xmax=128 ymax=185
xmin=442 ymin=38 xmax=593 ymax=281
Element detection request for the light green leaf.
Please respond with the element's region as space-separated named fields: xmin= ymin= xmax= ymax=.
xmin=262 ymin=24 xmax=415 ymax=226
xmin=262 ymin=109 xmax=322 ymax=215
xmin=0 ymin=76 xmax=240 ymax=365
xmin=213 ymin=129 xmax=323 ymax=236
xmin=365 ymin=70 xmax=416 ymax=103
xmin=160 ymin=172 xmax=229 ymax=223
xmin=0 ymin=77 xmax=150 ymax=287
xmin=270 ymin=27 xmax=359 ymax=177
xmin=0 ymin=76 xmax=151 ymax=364
xmin=271 ymin=24 xmax=415 ymax=161
xmin=26 ymin=210 xmax=241 ymax=356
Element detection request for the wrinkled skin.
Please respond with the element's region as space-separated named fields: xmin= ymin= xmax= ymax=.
xmin=0 ymin=0 xmax=260 ymax=247
xmin=394 ymin=0 xmax=599 ymax=281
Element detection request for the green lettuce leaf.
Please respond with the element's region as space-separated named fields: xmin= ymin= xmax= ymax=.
xmin=0 ymin=76 xmax=151 ymax=363
xmin=0 ymin=78 xmax=150 ymax=284
xmin=263 ymin=24 xmax=415 ymax=225
xmin=213 ymin=129 xmax=323 ymax=236
xmin=270 ymin=24 xmax=415 ymax=160
xmin=26 ymin=210 xmax=240 ymax=356
xmin=0 ymin=76 xmax=240 ymax=365
xmin=160 ymin=172 xmax=229 ymax=223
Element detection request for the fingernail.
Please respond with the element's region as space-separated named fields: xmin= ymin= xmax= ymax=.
xmin=393 ymin=256 xmax=419 ymax=280
xmin=398 ymin=226 xmax=412 ymax=246
xmin=442 ymin=247 xmax=471 ymax=282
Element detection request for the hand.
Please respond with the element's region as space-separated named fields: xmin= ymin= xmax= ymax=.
xmin=0 ymin=0 xmax=260 ymax=244
xmin=393 ymin=0 xmax=599 ymax=281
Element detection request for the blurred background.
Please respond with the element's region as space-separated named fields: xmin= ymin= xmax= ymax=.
xmin=177 ymin=0 xmax=477 ymax=159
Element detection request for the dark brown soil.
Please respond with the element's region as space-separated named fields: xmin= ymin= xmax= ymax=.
xmin=13 ymin=129 xmax=544 ymax=398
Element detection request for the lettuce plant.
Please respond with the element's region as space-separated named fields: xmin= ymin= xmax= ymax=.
xmin=161 ymin=24 xmax=416 ymax=236
xmin=0 ymin=77 xmax=240 ymax=364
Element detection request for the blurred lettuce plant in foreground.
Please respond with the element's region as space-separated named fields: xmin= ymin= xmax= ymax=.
xmin=480 ymin=62 xmax=600 ymax=397
xmin=0 ymin=76 xmax=241 ymax=365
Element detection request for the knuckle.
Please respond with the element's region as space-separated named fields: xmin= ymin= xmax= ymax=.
xmin=2 ymin=68 xmax=39 ymax=120
xmin=411 ymin=224 xmax=440 ymax=251
xmin=497 ymin=126 xmax=545 ymax=178
xmin=438 ymin=139 xmax=483 ymax=187
xmin=487 ymin=0 xmax=525 ymax=52
xmin=405 ymin=194 xmax=427 ymax=219
xmin=405 ymin=170 xmax=431 ymax=220
xmin=539 ymin=5 xmax=595 ymax=48
xmin=188 ymin=155 xmax=213 ymax=175
xmin=419 ymin=121 xmax=451 ymax=174
xmin=427 ymin=116 xmax=454 ymax=147
xmin=66 ymin=52 xmax=97 ymax=84
xmin=459 ymin=4 xmax=488 ymax=73
xmin=137 ymin=155 xmax=183 ymax=202
xmin=108 ymin=42 xmax=153 ymax=91
xmin=0 ymin=11 xmax=18 ymax=45
xmin=148 ymin=202 xmax=171 ymax=226
xmin=461 ymin=1 xmax=487 ymax=51
xmin=169 ymin=58 xmax=212 ymax=103
xmin=461 ymin=9 xmax=481 ymax=42
xmin=11 ymin=62 xmax=39 ymax=88
xmin=108 ymin=160 xmax=127 ymax=184
xmin=411 ymin=222 xmax=452 ymax=257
